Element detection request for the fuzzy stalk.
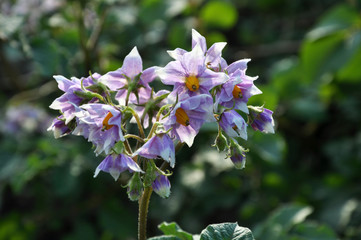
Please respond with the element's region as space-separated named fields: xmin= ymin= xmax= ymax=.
xmin=138 ymin=186 xmax=153 ymax=240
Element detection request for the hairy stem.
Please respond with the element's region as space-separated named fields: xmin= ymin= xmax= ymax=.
xmin=138 ymin=186 xmax=153 ymax=240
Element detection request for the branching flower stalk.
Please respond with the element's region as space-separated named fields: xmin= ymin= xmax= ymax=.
xmin=48 ymin=29 xmax=275 ymax=239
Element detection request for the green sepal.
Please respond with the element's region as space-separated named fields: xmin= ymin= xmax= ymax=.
xmin=212 ymin=130 xmax=229 ymax=152
xmin=112 ymin=141 xmax=125 ymax=154
xmin=121 ymin=107 xmax=134 ymax=122
xmin=74 ymin=90 xmax=97 ymax=100
xmin=143 ymin=161 xmax=157 ymax=188
xmin=126 ymin=172 xmax=143 ymax=201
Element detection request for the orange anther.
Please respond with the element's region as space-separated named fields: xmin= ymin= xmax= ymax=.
xmin=185 ymin=75 xmax=199 ymax=92
xmin=102 ymin=112 xmax=115 ymax=130
xmin=232 ymin=85 xmax=243 ymax=99
xmin=175 ymin=108 xmax=190 ymax=126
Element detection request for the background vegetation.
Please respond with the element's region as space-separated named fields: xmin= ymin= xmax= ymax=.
xmin=1 ymin=0 xmax=361 ymax=239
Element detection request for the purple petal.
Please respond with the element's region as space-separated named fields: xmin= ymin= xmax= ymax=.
xmin=99 ymin=68 xmax=127 ymax=90
xmin=152 ymin=174 xmax=171 ymax=198
xmin=94 ymin=154 xmax=143 ymax=181
xmin=198 ymin=69 xmax=229 ymax=90
xmin=181 ymin=44 xmax=205 ymax=76
xmin=53 ymin=75 xmax=74 ymax=92
xmin=167 ymin=48 xmax=187 ymax=60
xmin=226 ymin=59 xmax=251 ymax=74
xmin=206 ymin=42 xmax=227 ymax=67
xmin=158 ymin=61 xmax=186 ymax=85
xmin=191 ymin=29 xmax=207 ymax=53
xmin=141 ymin=66 xmax=160 ymax=85
xmin=122 ymin=47 xmax=143 ymax=79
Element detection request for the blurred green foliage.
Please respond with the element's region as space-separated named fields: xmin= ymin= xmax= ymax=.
xmin=1 ymin=0 xmax=361 ymax=239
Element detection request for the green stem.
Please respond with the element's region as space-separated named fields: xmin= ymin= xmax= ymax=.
xmin=138 ymin=186 xmax=153 ymax=240
xmin=124 ymin=134 xmax=145 ymax=143
xmin=127 ymin=107 xmax=145 ymax=139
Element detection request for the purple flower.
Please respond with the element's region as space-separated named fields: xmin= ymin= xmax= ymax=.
xmin=219 ymin=110 xmax=248 ymax=140
xmin=73 ymin=103 xmax=125 ymax=155
xmin=158 ymin=43 xmax=228 ymax=101
xmin=132 ymin=132 xmax=176 ymax=167
xmin=94 ymin=154 xmax=143 ymax=181
xmin=163 ymin=94 xmax=214 ymax=147
xmin=98 ymin=47 xmax=158 ymax=105
xmin=47 ymin=116 xmax=71 ymax=138
xmin=215 ymin=60 xmax=261 ymax=113
xmin=49 ymin=73 xmax=101 ymax=124
xmin=250 ymin=107 xmax=275 ymax=134
xmin=168 ymin=29 xmax=228 ymax=71
xmin=152 ymin=174 xmax=171 ymax=198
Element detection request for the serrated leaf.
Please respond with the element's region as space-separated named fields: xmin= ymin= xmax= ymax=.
xmin=200 ymin=222 xmax=255 ymax=240
xmin=158 ymin=222 xmax=193 ymax=240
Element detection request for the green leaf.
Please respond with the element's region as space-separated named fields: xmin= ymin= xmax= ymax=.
xmin=158 ymin=222 xmax=193 ymax=240
xmin=254 ymin=204 xmax=313 ymax=239
xmin=301 ymin=32 xmax=344 ymax=83
xmin=200 ymin=1 xmax=238 ymax=29
xmin=301 ymin=4 xmax=361 ymax=83
xmin=251 ymin=132 xmax=286 ymax=165
xmin=291 ymin=222 xmax=338 ymax=240
xmin=200 ymin=222 xmax=255 ymax=240
xmin=337 ymin=31 xmax=361 ymax=82
xmin=306 ymin=4 xmax=360 ymax=41
xmin=266 ymin=204 xmax=313 ymax=230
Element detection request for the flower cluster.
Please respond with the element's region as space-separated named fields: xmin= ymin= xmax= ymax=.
xmin=48 ymin=29 xmax=274 ymax=199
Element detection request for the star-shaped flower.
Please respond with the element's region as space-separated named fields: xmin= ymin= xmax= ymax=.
xmin=163 ymin=94 xmax=214 ymax=147
xmin=73 ymin=103 xmax=124 ymax=155
xmin=158 ymin=44 xmax=228 ymax=101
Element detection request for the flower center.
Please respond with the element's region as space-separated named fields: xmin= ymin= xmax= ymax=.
xmin=175 ymin=108 xmax=190 ymax=126
xmin=232 ymin=85 xmax=243 ymax=99
xmin=185 ymin=75 xmax=199 ymax=92
xmin=232 ymin=125 xmax=241 ymax=135
xmin=102 ymin=112 xmax=115 ymax=130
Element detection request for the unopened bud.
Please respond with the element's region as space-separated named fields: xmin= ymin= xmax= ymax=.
xmin=229 ymin=140 xmax=248 ymax=169
xmin=152 ymin=174 xmax=171 ymax=199
xmin=212 ymin=131 xmax=228 ymax=152
xmin=126 ymin=172 xmax=143 ymax=201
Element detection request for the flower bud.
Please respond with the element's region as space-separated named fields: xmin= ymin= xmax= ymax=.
xmin=47 ymin=117 xmax=71 ymax=138
xmin=229 ymin=140 xmax=248 ymax=169
xmin=126 ymin=172 xmax=143 ymax=201
xmin=248 ymin=106 xmax=275 ymax=134
xmin=152 ymin=174 xmax=171 ymax=199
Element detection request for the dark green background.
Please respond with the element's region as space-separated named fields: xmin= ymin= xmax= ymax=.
xmin=1 ymin=0 xmax=361 ymax=239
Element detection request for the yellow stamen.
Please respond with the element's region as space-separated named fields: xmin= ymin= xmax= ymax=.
xmin=102 ymin=112 xmax=114 ymax=130
xmin=232 ymin=85 xmax=243 ymax=99
xmin=175 ymin=108 xmax=190 ymax=126
xmin=185 ymin=75 xmax=199 ymax=92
